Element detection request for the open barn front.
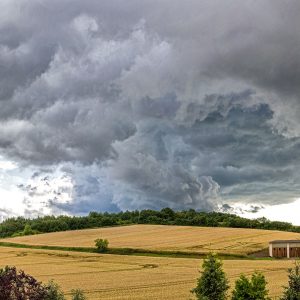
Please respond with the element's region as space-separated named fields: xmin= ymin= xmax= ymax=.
xmin=270 ymin=240 xmax=300 ymax=258
xmin=272 ymin=247 xmax=287 ymax=258
xmin=290 ymin=247 xmax=300 ymax=258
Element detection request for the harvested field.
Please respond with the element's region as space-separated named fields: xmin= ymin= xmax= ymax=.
xmin=0 ymin=246 xmax=294 ymax=299
xmin=4 ymin=224 xmax=300 ymax=255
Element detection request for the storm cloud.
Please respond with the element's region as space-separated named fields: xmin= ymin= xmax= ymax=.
xmin=1 ymin=0 xmax=300 ymax=216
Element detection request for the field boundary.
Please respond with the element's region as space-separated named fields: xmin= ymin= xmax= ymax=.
xmin=0 ymin=241 xmax=271 ymax=260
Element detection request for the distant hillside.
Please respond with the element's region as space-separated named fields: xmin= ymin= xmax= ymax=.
xmin=4 ymin=224 xmax=300 ymax=256
xmin=0 ymin=208 xmax=299 ymax=238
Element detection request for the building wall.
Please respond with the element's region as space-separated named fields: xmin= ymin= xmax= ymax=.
xmin=270 ymin=242 xmax=300 ymax=258
xmin=272 ymin=246 xmax=287 ymax=258
xmin=290 ymin=244 xmax=300 ymax=257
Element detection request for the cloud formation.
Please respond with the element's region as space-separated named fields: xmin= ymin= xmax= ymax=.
xmin=1 ymin=0 xmax=300 ymax=216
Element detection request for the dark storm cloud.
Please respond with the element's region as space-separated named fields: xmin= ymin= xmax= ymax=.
xmin=1 ymin=0 xmax=300 ymax=214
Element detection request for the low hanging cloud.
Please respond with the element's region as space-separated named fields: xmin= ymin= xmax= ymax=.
xmin=1 ymin=0 xmax=300 ymax=216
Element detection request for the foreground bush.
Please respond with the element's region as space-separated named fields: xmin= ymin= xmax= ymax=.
xmin=191 ymin=253 xmax=229 ymax=300
xmin=0 ymin=266 xmax=47 ymax=300
xmin=44 ymin=280 xmax=65 ymax=300
xmin=71 ymin=289 xmax=87 ymax=300
xmin=281 ymin=262 xmax=300 ymax=300
xmin=0 ymin=266 xmax=87 ymax=300
xmin=232 ymin=272 xmax=270 ymax=300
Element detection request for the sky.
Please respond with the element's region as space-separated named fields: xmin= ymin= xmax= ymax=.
xmin=0 ymin=0 xmax=300 ymax=224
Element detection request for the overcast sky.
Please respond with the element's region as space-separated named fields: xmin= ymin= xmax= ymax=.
xmin=1 ymin=0 xmax=300 ymax=224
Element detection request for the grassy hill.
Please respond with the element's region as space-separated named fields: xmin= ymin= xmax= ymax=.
xmin=3 ymin=224 xmax=300 ymax=255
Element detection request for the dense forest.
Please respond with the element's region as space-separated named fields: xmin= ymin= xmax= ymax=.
xmin=0 ymin=208 xmax=299 ymax=238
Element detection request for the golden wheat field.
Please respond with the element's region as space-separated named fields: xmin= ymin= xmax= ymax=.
xmin=4 ymin=224 xmax=300 ymax=255
xmin=0 ymin=246 xmax=295 ymax=299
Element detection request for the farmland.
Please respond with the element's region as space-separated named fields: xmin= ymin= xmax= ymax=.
xmin=0 ymin=246 xmax=295 ymax=299
xmin=4 ymin=224 xmax=300 ymax=255
xmin=1 ymin=225 xmax=300 ymax=299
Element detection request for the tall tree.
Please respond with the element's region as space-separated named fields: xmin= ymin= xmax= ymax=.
xmin=191 ymin=253 xmax=229 ymax=300
xmin=281 ymin=262 xmax=300 ymax=300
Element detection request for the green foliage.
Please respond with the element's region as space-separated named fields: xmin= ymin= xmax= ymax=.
xmin=281 ymin=261 xmax=300 ymax=300
xmin=192 ymin=253 xmax=229 ymax=300
xmin=95 ymin=238 xmax=109 ymax=252
xmin=44 ymin=280 xmax=65 ymax=300
xmin=11 ymin=223 xmax=39 ymax=237
xmin=23 ymin=224 xmax=35 ymax=235
xmin=0 ymin=208 xmax=299 ymax=239
xmin=232 ymin=272 xmax=270 ymax=300
xmin=71 ymin=289 xmax=87 ymax=300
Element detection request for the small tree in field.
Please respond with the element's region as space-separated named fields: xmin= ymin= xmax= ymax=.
xmin=95 ymin=238 xmax=109 ymax=253
xmin=71 ymin=289 xmax=87 ymax=300
xmin=191 ymin=253 xmax=229 ymax=300
xmin=281 ymin=261 xmax=300 ymax=300
xmin=232 ymin=272 xmax=270 ymax=300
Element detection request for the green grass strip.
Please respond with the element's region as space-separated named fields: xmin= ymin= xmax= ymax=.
xmin=0 ymin=241 xmax=270 ymax=260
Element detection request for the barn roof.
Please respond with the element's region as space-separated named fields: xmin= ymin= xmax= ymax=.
xmin=269 ymin=240 xmax=300 ymax=244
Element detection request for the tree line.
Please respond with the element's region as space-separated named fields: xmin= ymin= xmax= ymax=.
xmin=1 ymin=208 xmax=299 ymax=238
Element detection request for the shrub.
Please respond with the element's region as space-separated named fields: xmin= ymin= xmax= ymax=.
xmin=44 ymin=280 xmax=65 ymax=300
xmin=71 ymin=289 xmax=87 ymax=300
xmin=95 ymin=238 xmax=109 ymax=253
xmin=281 ymin=261 xmax=300 ymax=300
xmin=232 ymin=272 xmax=270 ymax=300
xmin=191 ymin=253 xmax=229 ymax=300
xmin=0 ymin=266 xmax=48 ymax=300
xmin=0 ymin=266 xmax=87 ymax=300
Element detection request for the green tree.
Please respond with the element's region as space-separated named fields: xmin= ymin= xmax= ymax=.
xmin=44 ymin=280 xmax=65 ymax=300
xmin=95 ymin=238 xmax=109 ymax=253
xmin=232 ymin=272 xmax=270 ymax=300
xmin=71 ymin=289 xmax=87 ymax=300
xmin=23 ymin=224 xmax=34 ymax=235
xmin=191 ymin=253 xmax=229 ymax=300
xmin=281 ymin=262 xmax=300 ymax=300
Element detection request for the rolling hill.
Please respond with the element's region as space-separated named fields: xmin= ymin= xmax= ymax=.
xmin=3 ymin=224 xmax=300 ymax=255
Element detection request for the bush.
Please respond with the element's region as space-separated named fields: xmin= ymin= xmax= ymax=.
xmin=44 ymin=280 xmax=65 ymax=300
xmin=232 ymin=272 xmax=270 ymax=300
xmin=191 ymin=253 xmax=229 ymax=300
xmin=71 ymin=289 xmax=87 ymax=300
xmin=0 ymin=266 xmax=48 ymax=300
xmin=95 ymin=238 xmax=109 ymax=252
xmin=0 ymin=266 xmax=88 ymax=300
xmin=281 ymin=261 xmax=300 ymax=300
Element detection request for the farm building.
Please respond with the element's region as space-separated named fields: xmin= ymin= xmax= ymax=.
xmin=269 ymin=240 xmax=300 ymax=258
